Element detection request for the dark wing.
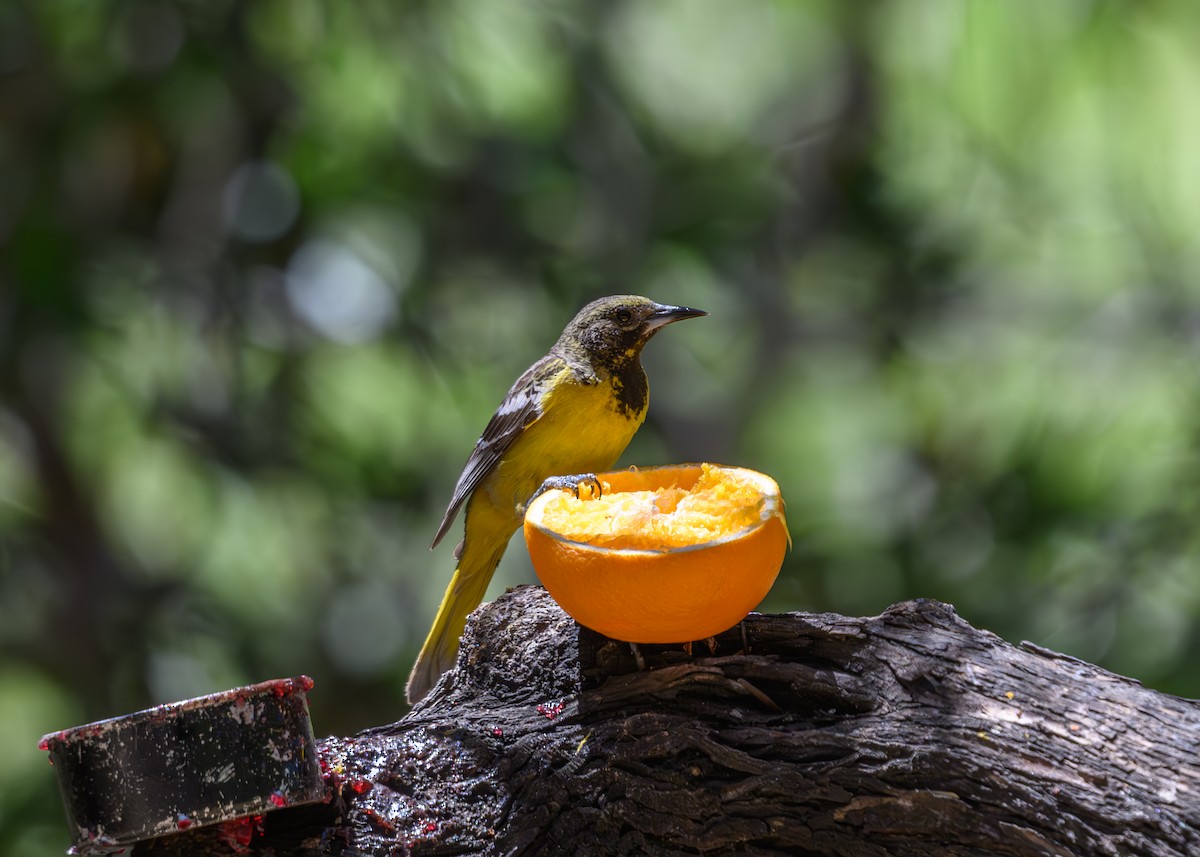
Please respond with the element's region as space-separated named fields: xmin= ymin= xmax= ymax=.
xmin=430 ymin=353 xmax=566 ymax=549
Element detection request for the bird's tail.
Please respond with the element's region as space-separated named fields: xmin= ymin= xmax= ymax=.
xmin=406 ymin=536 xmax=509 ymax=705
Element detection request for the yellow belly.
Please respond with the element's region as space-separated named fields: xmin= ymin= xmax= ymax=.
xmin=481 ymin=376 xmax=645 ymax=516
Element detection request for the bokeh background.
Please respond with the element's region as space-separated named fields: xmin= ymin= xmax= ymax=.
xmin=5 ymin=0 xmax=1200 ymax=851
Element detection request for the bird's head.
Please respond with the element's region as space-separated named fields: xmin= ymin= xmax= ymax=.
xmin=557 ymin=295 xmax=706 ymax=369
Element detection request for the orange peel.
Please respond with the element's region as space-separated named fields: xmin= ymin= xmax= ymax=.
xmin=523 ymin=463 xmax=789 ymax=643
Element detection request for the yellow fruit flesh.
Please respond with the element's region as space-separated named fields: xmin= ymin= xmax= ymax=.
xmin=538 ymin=463 xmax=767 ymax=550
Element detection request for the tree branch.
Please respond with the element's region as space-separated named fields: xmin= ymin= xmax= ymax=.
xmin=143 ymin=585 xmax=1200 ymax=856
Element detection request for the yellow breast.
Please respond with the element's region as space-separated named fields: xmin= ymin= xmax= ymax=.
xmin=482 ymin=375 xmax=646 ymax=515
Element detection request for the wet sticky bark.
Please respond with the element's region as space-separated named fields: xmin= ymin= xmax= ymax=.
xmin=141 ymin=585 xmax=1200 ymax=856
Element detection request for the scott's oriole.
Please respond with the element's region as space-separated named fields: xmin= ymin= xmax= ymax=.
xmin=406 ymin=295 xmax=706 ymax=704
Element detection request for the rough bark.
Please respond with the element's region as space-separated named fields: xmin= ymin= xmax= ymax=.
xmin=141 ymin=585 xmax=1200 ymax=856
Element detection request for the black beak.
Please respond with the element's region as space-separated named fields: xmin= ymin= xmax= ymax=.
xmin=645 ymin=303 xmax=707 ymax=332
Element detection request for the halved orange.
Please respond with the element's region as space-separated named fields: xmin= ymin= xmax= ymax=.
xmin=523 ymin=463 xmax=789 ymax=643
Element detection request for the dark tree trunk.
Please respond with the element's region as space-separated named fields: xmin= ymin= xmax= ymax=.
xmin=142 ymin=585 xmax=1200 ymax=856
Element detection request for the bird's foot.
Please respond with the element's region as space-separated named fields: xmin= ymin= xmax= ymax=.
xmin=531 ymin=473 xmax=603 ymax=503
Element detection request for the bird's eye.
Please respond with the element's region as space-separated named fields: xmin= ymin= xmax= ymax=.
xmin=615 ymin=309 xmax=633 ymax=325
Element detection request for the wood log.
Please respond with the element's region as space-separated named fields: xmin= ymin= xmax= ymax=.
xmin=142 ymin=584 xmax=1200 ymax=856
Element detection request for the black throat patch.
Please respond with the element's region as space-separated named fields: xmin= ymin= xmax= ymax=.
xmin=610 ymin=361 xmax=649 ymax=418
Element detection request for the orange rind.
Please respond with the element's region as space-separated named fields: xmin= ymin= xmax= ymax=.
xmin=523 ymin=463 xmax=789 ymax=643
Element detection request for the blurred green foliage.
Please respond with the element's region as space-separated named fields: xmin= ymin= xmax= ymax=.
xmin=3 ymin=0 xmax=1200 ymax=850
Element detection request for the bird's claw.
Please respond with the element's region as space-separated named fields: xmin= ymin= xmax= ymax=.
xmin=533 ymin=473 xmax=603 ymax=502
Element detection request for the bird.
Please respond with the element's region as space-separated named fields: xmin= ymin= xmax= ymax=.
xmin=406 ymin=295 xmax=707 ymax=704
